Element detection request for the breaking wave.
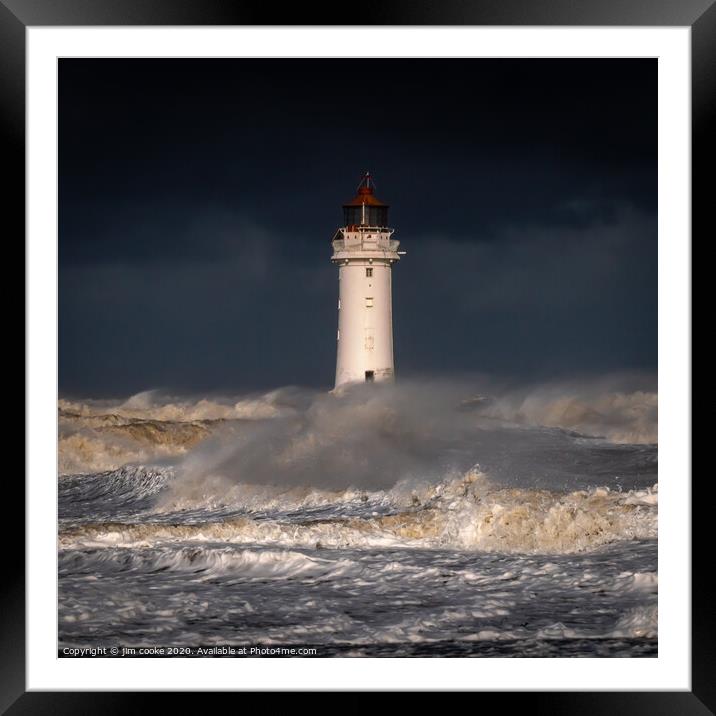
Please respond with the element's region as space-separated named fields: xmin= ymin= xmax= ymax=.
xmin=59 ymin=468 xmax=657 ymax=555
xmin=59 ymin=545 xmax=360 ymax=581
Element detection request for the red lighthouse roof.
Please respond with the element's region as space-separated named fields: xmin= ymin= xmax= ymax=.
xmin=343 ymin=172 xmax=389 ymax=208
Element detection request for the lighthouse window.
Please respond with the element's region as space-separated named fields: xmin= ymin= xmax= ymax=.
xmin=365 ymin=297 xmax=373 ymax=308
xmin=366 ymin=268 xmax=373 ymax=277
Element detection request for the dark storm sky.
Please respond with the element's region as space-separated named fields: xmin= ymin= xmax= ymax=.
xmin=59 ymin=59 xmax=657 ymax=398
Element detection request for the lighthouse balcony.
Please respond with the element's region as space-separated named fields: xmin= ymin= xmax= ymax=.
xmin=331 ymin=230 xmax=399 ymax=253
xmin=331 ymin=234 xmax=401 ymax=263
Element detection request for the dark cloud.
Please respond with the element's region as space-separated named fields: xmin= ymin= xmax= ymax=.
xmin=59 ymin=58 xmax=656 ymax=397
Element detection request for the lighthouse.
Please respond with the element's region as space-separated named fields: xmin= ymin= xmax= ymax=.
xmin=332 ymin=173 xmax=403 ymax=389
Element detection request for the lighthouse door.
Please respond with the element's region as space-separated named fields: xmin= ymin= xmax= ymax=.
xmin=365 ymin=371 xmax=375 ymax=382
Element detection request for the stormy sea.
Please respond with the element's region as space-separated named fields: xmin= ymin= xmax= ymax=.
xmin=58 ymin=379 xmax=657 ymax=657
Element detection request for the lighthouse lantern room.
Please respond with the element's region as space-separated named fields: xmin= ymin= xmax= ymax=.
xmin=331 ymin=173 xmax=402 ymax=389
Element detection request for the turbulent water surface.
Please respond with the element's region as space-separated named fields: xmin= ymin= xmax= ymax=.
xmin=58 ymin=383 xmax=657 ymax=657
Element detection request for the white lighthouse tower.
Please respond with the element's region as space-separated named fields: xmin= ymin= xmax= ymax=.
xmin=332 ymin=173 xmax=403 ymax=389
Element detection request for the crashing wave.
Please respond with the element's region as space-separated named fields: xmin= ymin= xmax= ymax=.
xmin=59 ymin=387 xmax=295 ymax=424
xmin=58 ymin=425 xmax=209 ymax=475
xmin=58 ymin=380 xmax=657 ymax=475
xmin=59 ymin=469 xmax=657 ymax=555
xmin=59 ymin=544 xmax=362 ymax=581
xmin=481 ymin=388 xmax=657 ymax=444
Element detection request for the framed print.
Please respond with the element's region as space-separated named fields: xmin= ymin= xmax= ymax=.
xmin=8 ymin=0 xmax=705 ymax=708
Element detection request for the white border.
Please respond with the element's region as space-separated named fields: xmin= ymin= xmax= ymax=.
xmin=27 ymin=27 xmax=691 ymax=691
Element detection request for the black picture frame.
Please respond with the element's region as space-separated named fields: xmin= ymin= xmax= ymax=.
xmin=7 ymin=0 xmax=704 ymax=708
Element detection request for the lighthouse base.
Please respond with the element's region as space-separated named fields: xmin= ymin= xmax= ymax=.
xmin=334 ymin=366 xmax=394 ymax=392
